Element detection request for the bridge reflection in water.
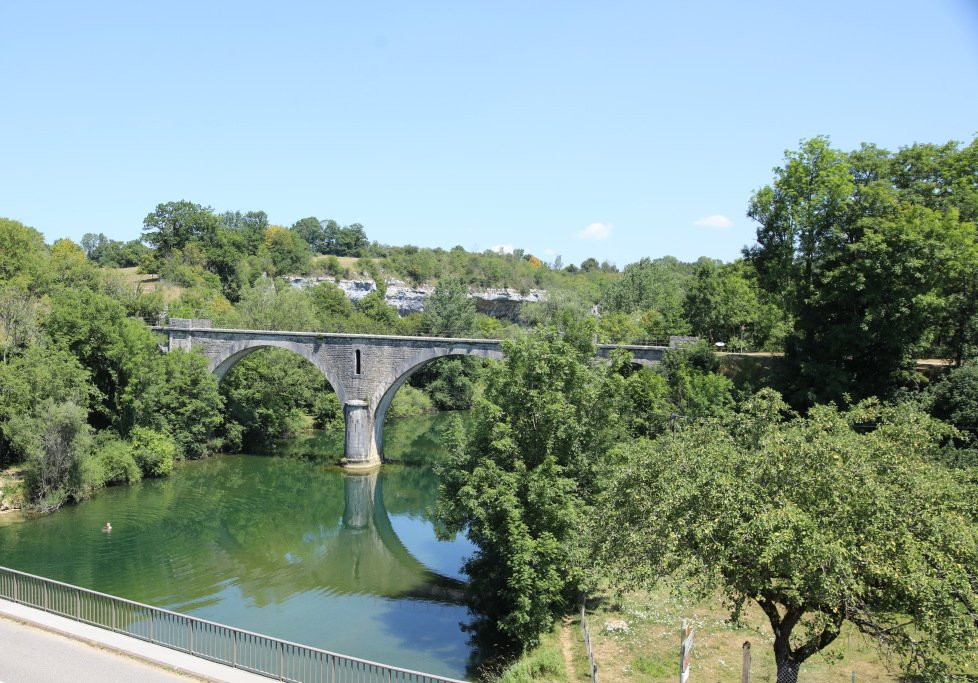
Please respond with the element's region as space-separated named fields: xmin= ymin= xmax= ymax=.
xmin=320 ymin=470 xmax=463 ymax=604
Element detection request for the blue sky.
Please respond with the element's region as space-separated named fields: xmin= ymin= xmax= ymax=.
xmin=2 ymin=0 xmax=977 ymax=268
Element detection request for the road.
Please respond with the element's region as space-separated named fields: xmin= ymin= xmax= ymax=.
xmin=0 ymin=615 xmax=200 ymax=683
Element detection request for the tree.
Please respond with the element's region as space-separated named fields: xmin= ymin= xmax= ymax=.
xmin=234 ymin=277 xmax=318 ymax=331
xmin=220 ymin=348 xmax=329 ymax=448
xmin=422 ymin=277 xmax=476 ymax=337
xmin=14 ymin=400 xmax=93 ymax=510
xmin=0 ymin=217 xmax=48 ymax=288
xmin=291 ymin=216 xmax=325 ymax=252
xmin=435 ymin=331 xmax=624 ymax=658
xmin=683 ymin=259 xmax=757 ymax=346
xmin=142 ymin=201 xmax=220 ymax=256
xmin=260 ymin=226 xmax=312 ymax=276
xmin=596 ymin=391 xmax=978 ymax=682
xmin=600 ymin=256 xmax=692 ymax=334
xmin=927 ymin=363 xmax=978 ymax=453
xmin=745 ymin=137 xmax=958 ymax=405
xmin=0 ymin=284 xmax=45 ymax=362
xmin=128 ymin=350 xmax=224 ymax=459
xmin=0 ymin=345 xmax=94 ymax=466
xmin=44 ymin=289 xmax=162 ymax=429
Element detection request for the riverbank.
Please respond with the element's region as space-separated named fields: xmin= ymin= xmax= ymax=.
xmin=0 ymin=465 xmax=25 ymax=515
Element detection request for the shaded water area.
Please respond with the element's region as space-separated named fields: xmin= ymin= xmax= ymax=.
xmin=0 ymin=413 xmax=475 ymax=679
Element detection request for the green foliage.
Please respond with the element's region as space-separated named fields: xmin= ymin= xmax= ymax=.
xmin=80 ymin=233 xmax=150 ymax=268
xmin=436 ymin=331 xmax=624 ymax=657
xmin=309 ymin=281 xmax=354 ymax=322
xmin=44 ymin=288 xmax=161 ymax=429
xmin=260 ymin=226 xmax=312 ymax=276
xmin=746 ymin=136 xmax=978 ymax=405
xmin=0 ymin=345 xmax=94 ymax=465
xmin=312 ymin=392 xmax=343 ymax=430
xmin=927 ymin=363 xmax=978 ymax=451
xmin=0 ymin=217 xmax=48 ymax=287
xmin=422 ymin=276 xmax=477 ymax=337
xmin=600 ymin=257 xmax=693 ymax=335
xmin=234 ymin=277 xmax=319 ymax=331
xmin=128 ymin=426 xmax=177 ymax=477
xmin=596 ymin=392 xmax=978 ymax=682
xmin=409 ymin=356 xmax=482 ymax=411
xmin=355 ymin=289 xmax=399 ymax=328
xmin=16 ymin=400 xmax=93 ymax=510
xmin=683 ymin=259 xmax=762 ymax=347
xmin=388 ymin=385 xmax=436 ymax=419
xmin=221 ymin=348 xmax=329 ymax=448
xmin=128 ymin=350 xmax=224 ymax=459
xmin=660 ymin=343 xmax=735 ymax=418
xmin=93 ymin=436 xmax=142 ymax=485
xmin=142 ymin=200 xmax=220 ymax=257
xmin=0 ymin=284 xmax=45 ymax=362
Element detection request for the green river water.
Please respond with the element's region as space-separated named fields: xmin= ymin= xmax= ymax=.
xmin=0 ymin=414 xmax=475 ymax=679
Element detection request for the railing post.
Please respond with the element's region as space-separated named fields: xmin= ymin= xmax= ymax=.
xmin=190 ymin=618 xmax=195 ymax=654
xmin=279 ymin=640 xmax=284 ymax=680
xmin=232 ymin=629 xmax=237 ymax=668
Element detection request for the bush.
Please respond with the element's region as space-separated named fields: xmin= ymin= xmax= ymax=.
xmin=313 ymin=392 xmax=343 ymax=430
xmin=388 ymin=385 xmax=435 ymax=419
xmin=129 ymin=427 xmax=177 ymax=477
xmin=94 ymin=438 xmax=142 ymax=485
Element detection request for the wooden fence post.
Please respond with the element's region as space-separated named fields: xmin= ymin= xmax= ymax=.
xmin=741 ymin=641 xmax=751 ymax=683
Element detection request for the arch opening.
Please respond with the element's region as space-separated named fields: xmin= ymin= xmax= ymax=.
xmin=373 ymin=351 xmax=500 ymax=460
xmin=217 ymin=346 xmax=344 ymax=457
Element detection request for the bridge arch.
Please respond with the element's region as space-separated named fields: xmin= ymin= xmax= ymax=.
xmin=370 ymin=347 xmax=504 ymax=458
xmin=210 ymin=341 xmax=348 ymax=406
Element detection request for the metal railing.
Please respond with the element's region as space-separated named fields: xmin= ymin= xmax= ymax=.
xmin=0 ymin=566 xmax=467 ymax=683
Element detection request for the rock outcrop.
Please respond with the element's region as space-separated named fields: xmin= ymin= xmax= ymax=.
xmin=285 ymin=277 xmax=546 ymax=320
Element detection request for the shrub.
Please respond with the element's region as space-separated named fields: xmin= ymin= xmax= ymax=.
xmin=313 ymin=393 xmax=343 ymax=430
xmin=388 ymin=385 xmax=435 ymax=419
xmin=94 ymin=438 xmax=142 ymax=485
xmin=129 ymin=427 xmax=177 ymax=477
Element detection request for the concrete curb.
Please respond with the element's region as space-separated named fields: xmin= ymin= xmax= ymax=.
xmin=0 ymin=598 xmax=270 ymax=683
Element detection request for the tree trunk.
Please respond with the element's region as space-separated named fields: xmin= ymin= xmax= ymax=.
xmin=775 ymin=657 xmax=801 ymax=683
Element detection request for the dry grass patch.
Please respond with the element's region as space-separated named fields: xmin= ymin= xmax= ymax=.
xmin=583 ymin=587 xmax=901 ymax=683
xmin=108 ymin=267 xmax=185 ymax=302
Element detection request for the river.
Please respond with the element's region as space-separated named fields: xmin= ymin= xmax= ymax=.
xmin=0 ymin=413 xmax=475 ymax=679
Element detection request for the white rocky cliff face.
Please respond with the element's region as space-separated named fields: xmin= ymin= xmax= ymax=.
xmin=285 ymin=277 xmax=546 ymax=320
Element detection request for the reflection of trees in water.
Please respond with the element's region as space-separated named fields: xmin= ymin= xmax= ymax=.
xmin=0 ymin=451 xmax=463 ymax=613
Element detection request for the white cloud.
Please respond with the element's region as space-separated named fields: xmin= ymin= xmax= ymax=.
xmin=577 ymin=222 xmax=612 ymax=240
xmin=491 ymin=244 xmax=514 ymax=254
xmin=693 ymin=214 xmax=733 ymax=228
xmin=544 ymin=247 xmax=558 ymax=256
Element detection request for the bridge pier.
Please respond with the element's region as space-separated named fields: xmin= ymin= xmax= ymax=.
xmin=342 ymin=400 xmax=381 ymax=469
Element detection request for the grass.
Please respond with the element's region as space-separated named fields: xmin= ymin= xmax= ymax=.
xmin=582 ymin=586 xmax=909 ymax=683
xmin=497 ymin=584 xmax=924 ymax=683
xmin=108 ymin=267 xmax=185 ymax=302
xmin=495 ymin=625 xmax=570 ymax=683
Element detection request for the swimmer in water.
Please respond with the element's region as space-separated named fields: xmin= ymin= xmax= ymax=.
xmin=102 ymin=522 xmax=112 ymax=532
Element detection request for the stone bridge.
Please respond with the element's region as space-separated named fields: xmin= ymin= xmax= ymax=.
xmin=157 ymin=319 xmax=667 ymax=468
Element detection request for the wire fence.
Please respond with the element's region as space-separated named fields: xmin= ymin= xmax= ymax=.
xmin=580 ymin=601 xmax=598 ymax=683
xmin=0 ymin=565 xmax=467 ymax=683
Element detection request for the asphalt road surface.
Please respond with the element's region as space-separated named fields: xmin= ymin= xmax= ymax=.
xmin=0 ymin=616 xmax=200 ymax=683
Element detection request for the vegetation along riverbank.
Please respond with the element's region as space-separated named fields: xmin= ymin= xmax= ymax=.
xmin=1 ymin=135 xmax=977 ymax=681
